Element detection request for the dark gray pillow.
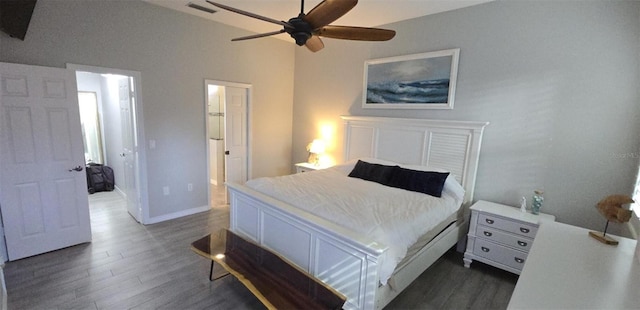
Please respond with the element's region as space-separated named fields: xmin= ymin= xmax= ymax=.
xmin=348 ymin=160 xmax=396 ymax=184
xmin=386 ymin=167 xmax=449 ymax=197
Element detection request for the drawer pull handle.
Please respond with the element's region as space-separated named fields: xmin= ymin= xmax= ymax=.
xmin=485 ymin=219 xmax=495 ymax=224
xmin=514 ymin=257 xmax=525 ymax=264
xmin=520 ymin=227 xmax=530 ymax=234
xmin=481 ymin=247 xmax=490 ymax=252
xmin=517 ymin=241 xmax=528 ymax=247
xmin=483 ymin=231 xmax=493 ymax=237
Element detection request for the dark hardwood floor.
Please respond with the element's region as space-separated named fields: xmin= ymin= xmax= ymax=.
xmin=5 ymin=189 xmax=517 ymax=309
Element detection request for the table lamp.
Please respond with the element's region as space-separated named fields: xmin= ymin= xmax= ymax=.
xmin=307 ymin=139 xmax=325 ymax=166
xmin=588 ymin=194 xmax=634 ymax=245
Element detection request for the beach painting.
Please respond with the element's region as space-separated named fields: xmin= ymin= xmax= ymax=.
xmin=363 ymin=49 xmax=460 ymax=109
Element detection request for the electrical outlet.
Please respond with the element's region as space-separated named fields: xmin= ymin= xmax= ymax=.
xmin=187 ymin=183 xmax=193 ymax=192
xmin=163 ymin=186 xmax=170 ymax=195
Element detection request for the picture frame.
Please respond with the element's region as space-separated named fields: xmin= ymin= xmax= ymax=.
xmin=362 ymin=48 xmax=460 ymax=109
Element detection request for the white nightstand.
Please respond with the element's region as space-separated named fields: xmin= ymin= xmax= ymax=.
xmin=463 ymin=200 xmax=555 ymax=274
xmin=294 ymin=162 xmax=330 ymax=173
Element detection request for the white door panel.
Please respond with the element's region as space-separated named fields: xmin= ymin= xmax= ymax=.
xmin=0 ymin=62 xmax=91 ymax=261
xmin=224 ymin=86 xmax=247 ymax=184
xmin=119 ymin=77 xmax=139 ymax=222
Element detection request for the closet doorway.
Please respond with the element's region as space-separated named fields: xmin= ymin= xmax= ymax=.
xmin=205 ymin=80 xmax=250 ymax=206
xmin=69 ymin=64 xmax=149 ymax=224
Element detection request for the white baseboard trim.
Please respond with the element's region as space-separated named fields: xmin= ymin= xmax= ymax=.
xmin=113 ymin=186 xmax=126 ymax=198
xmin=145 ymin=205 xmax=209 ymax=225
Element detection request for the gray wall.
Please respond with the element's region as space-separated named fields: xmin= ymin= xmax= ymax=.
xmin=1 ymin=0 xmax=295 ymax=220
xmin=292 ymin=0 xmax=640 ymax=234
xmin=2 ymin=0 xmax=638 ymax=234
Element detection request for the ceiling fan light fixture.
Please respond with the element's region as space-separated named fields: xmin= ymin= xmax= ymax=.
xmin=285 ymin=13 xmax=313 ymax=46
xmin=290 ymin=31 xmax=311 ymax=46
xmin=286 ymin=16 xmax=313 ymax=46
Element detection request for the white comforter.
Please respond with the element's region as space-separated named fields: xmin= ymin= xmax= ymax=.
xmin=245 ymin=161 xmax=464 ymax=285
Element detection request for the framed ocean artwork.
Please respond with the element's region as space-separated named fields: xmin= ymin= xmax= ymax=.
xmin=363 ymin=48 xmax=460 ymax=109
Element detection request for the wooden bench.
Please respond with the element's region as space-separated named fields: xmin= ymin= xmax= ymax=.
xmin=191 ymin=229 xmax=346 ymax=310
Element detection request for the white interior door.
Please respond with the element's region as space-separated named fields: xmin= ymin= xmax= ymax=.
xmin=119 ymin=77 xmax=139 ymax=222
xmin=0 ymin=62 xmax=91 ymax=261
xmin=224 ymin=86 xmax=247 ymax=184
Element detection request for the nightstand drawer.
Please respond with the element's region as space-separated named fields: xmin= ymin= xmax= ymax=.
xmin=473 ymin=238 xmax=528 ymax=271
xmin=477 ymin=225 xmax=534 ymax=252
xmin=478 ymin=213 xmax=538 ymax=238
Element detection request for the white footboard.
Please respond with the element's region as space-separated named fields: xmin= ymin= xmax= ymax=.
xmin=227 ymin=182 xmax=387 ymax=310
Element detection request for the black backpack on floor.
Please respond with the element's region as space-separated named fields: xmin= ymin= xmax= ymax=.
xmin=86 ymin=163 xmax=115 ymax=194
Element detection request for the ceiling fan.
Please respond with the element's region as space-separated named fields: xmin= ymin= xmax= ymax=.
xmin=203 ymin=0 xmax=396 ymax=52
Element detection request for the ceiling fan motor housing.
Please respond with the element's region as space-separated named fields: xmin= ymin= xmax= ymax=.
xmin=287 ymin=15 xmax=313 ymax=46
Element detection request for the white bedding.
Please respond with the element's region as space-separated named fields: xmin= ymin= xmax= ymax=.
xmin=245 ymin=160 xmax=464 ymax=285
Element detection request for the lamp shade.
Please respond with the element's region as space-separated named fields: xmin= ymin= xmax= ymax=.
xmin=308 ymin=139 xmax=326 ymax=154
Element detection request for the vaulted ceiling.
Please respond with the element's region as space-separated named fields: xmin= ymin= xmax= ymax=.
xmin=145 ymin=0 xmax=493 ymax=42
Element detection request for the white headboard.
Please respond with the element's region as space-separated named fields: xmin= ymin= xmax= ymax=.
xmin=342 ymin=116 xmax=489 ymax=205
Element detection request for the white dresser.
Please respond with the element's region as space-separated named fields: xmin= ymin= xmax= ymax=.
xmin=508 ymin=221 xmax=640 ymax=309
xmin=463 ymin=200 xmax=555 ymax=274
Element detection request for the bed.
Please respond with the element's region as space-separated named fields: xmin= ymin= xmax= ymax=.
xmin=226 ymin=116 xmax=489 ymax=310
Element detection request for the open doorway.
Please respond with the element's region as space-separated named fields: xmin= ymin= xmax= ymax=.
xmin=205 ymin=80 xmax=251 ymax=208
xmin=68 ymin=64 xmax=149 ymax=224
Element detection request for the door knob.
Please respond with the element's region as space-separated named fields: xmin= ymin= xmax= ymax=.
xmin=69 ymin=166 xmax=83 ymax=172
xmin=225 ymin=151 xmax=230 ymax=155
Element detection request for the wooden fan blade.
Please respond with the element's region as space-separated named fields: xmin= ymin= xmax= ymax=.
xmin=305 ymin=36 xmax=325 ymax=52
xmin=205 ymin=1 xmax=293 ymax=29
xmin=232 ymin=30 xmax=286 ymax=41
xmin=316 ymin=25 xmax=396 ymax=41
xmin=304 ymin=0 xmax=358 ymax=30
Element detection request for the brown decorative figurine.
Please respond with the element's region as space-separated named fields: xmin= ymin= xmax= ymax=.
xmin=588 ymin=194 xmax=634 ymax=245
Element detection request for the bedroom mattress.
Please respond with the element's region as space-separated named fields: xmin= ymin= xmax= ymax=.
xmin=245 ymin=162 xmax=464 ymax=285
